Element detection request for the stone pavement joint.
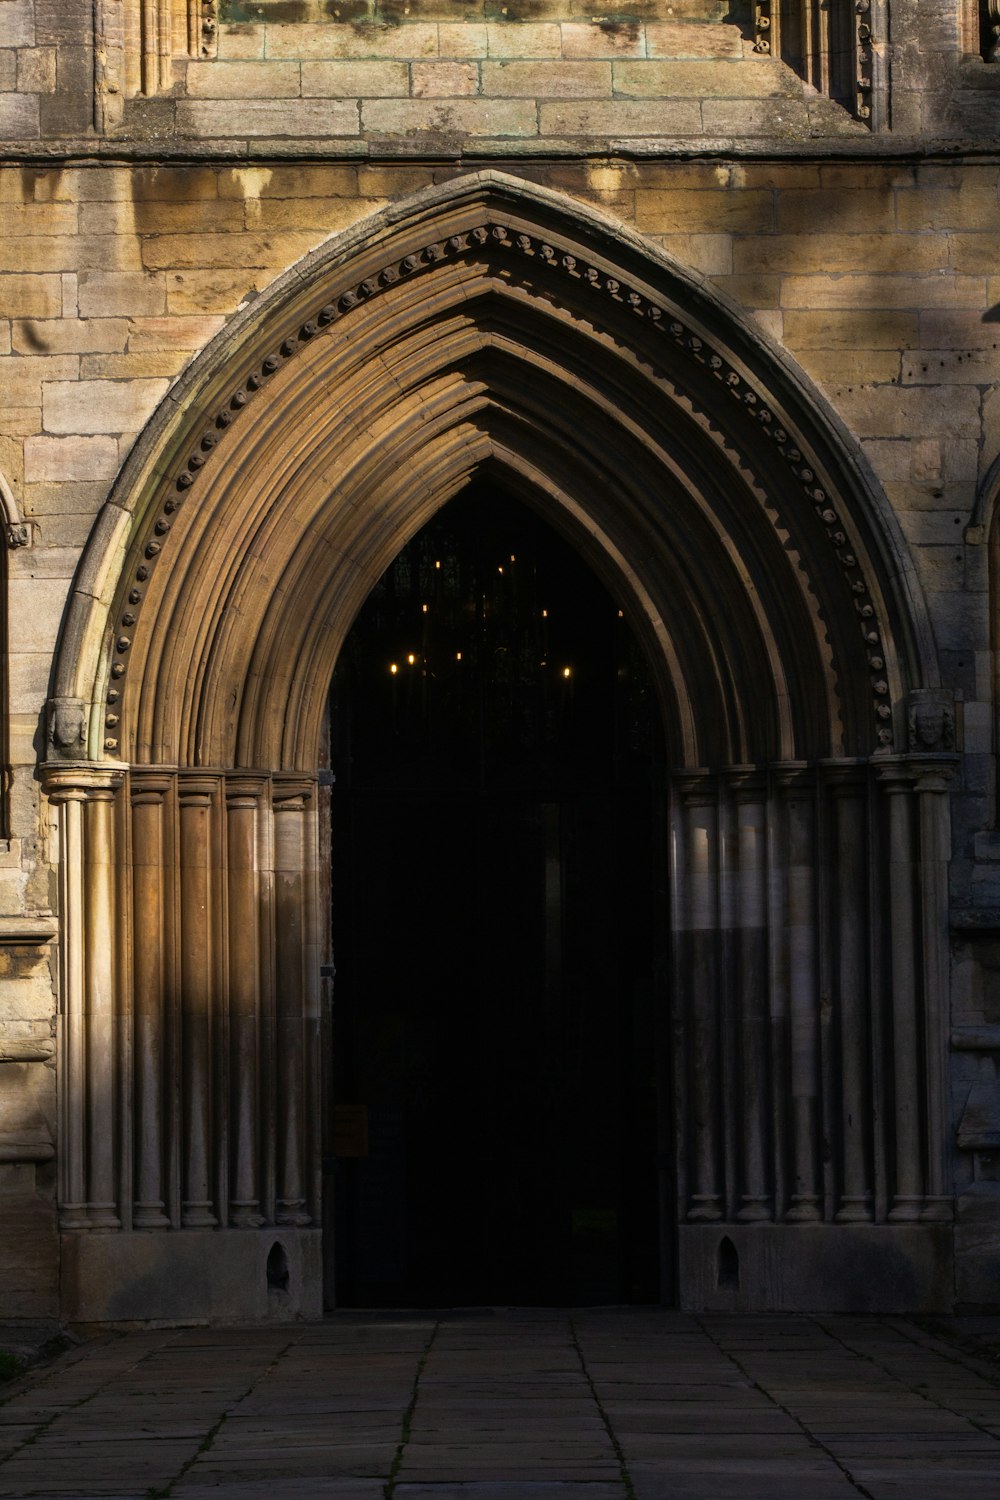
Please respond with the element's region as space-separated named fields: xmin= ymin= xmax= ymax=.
xmin=568 ymin=1317 xmax=636 ymax=1500
xmin=385 ymin=1319 xmax=441 ymax=1499
xmin=0 ymin=1313 xmax=999 ymax=1498
xmin=692 ymin=1314 xmax=876 ymax=1500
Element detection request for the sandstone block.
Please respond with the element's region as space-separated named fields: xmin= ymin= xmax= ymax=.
xmin=733 ymin=233 xmax=942 ymax=275
xmin=560 ymin=22 xmax=646 ymax=59
xmin=23 ymin=435 xmax=119 ymax=483
xmin=185 ymin=59 xmax=300 ymax=97
xmin=6 ymin=354 xmax=79 ymax=408
xmin=16 ymin=45 xmax=55 ymax=93
xmin=412 ymin=62 xmax=479 ymax=98
xmin=0 ymin=52 xmax=14 ymax=92
xmin=0 ymin=3 xmax=34 ymax=49
xmin=946 ymin=234 xmax=1000 ymax=275
xmin=653 ymin=232 xmax=732 ymax=276
xmin=166 ymin=269 xmax=258 ymax=316
xmin=246 ymin=195 xmax=381 ymax=231
xmin=175 ymin=99 xmax=359 ymax=137
xmin=0 ymin=275 xmax=62 ymax=318
xmin=302 ymin=60 xmax=409 ymax=96
xmin=78 ymin=272 xmax=165 ymax=318
xmin=779 ymin=273 xmax=987 ymax=310
xmin=0 ymin=92 xmax=38 ymax=137
xmin=614 ymin=59 xmax=793 ymax=98
xmin=919 ymin=310 xmax=1000 ymax=349
xmin=439 ymin=25 xmax=488 ymax=59
xmin=710 ymin=274 xmax=781 ymax=308
xmin=540 ymin=99 xmax=702 ymax=136
xmin=363 ymin=97 xmax=537 ymax=137
xmin=635 ymin=187 xmax=772 ymax=233
xmin=218 ymin=24 xmax=266 ymax=59
xmin=776 ymin=189 xmax=898 ymax=234
xmin=897 ymin=184 xmax=1000 ymax=232
xmin=783 ymin=309 xmax=920 ymax=349
xmin=702 ymin=96 xmax=811 ymax=135
xmin=901 ymin=348 xmax=1000 ymax=384
xmin=487 ymin=24 xmax=561 ymax=59
xmin=42 ymin=379 xmax=171 ymax=436
xmin=797 ymin=348 xmax=903 ymax=385
xmin=85 ymin=199 xmax=244 ymax=237
xmin=12 ymin=317 xmax=128 ymax=355
xmin=80 ymin=352 xmax=190 ymax=378
xmin=482 ymin=61 xmax=609 ymax=98
xmin=645 ymin=20 xmax=742 ymax=58
xmin=139 ymin=230 xmax=321 ymax=271
xmin=266 ymin=22 xmax=438 ymax=59
xmin=217 ymin=163 xmax=358 ymax=198
xmin=828 ymin=384 xmax=981 ymax=440
xmin=0 ymin=235 xmax=142 ymax=274
xmin=121 ymin=315 xmax=228 ymax=351
xmin=7 ymin=578 xmax=67 ymax=654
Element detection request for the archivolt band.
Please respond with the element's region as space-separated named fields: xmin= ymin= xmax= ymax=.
xmin=41 ymin=174 xmax=956 ymax=1319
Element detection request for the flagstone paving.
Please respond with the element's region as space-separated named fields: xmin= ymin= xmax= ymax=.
xmin=0 ymin=1310 xmax=997 ymax=1498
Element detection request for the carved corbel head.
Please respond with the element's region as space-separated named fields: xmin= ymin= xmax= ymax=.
xmin=907 ymin=688 xmax=956 ymax=754
xmin=45 ymin=698 xmax=88 ymax=761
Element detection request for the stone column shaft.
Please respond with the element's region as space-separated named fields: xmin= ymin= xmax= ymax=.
xmin=226 ymin=778 xmax=264 ymax=1227
xmin=178 ymin=777 xmax=218 ymax=1227
xmin=84 ymin=788 xmax=120 ymax=1228
xmin=880 ymin=768 xmax=923 ymax=1220
xmin=273 ymin=781 xmax=312 ymax=1226
xmin=733 ymin=774 xmax=770 ymax=1221
xmin=676 ymin=774 xmax=722 ymax=1222
xmin=131 ymin=774 xmax=172 ymax=1227
xmin=777 ymin=767 xmax=821 ymax=1222
xmin=828 ymin=767 xmax=873 ymax=1222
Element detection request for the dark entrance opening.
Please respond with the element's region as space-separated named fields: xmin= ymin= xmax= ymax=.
xmin=328 ymin=483 xmax=668 ymax=1307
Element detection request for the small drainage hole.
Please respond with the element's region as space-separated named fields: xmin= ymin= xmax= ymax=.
xmin=717 ymin=1235 xmax=740 ymax=1290
xmin=266 ymin=1241 xmax=290 ymax=1293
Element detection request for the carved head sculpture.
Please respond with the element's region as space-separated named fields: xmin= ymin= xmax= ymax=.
xmin=47 ymin=699 xmax=87 ymax=759
xmin=908 ymin=691 xmax=955 ymax=754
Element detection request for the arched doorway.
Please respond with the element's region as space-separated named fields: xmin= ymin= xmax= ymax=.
xmin=329 ymin=482 xmax=667 ymax=1306
xmin=43 ymin=173 xmax=955 ymax=1322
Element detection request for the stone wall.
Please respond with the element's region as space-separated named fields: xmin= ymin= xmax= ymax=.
xmin=2 ymin=0 xmax=1000 ymax=1317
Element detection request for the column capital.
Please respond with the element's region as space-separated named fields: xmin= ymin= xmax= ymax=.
xmin=41 ymin=762 xmax=126 ymax=802
xmin=272 ymin=775 xmax=315 ymax=811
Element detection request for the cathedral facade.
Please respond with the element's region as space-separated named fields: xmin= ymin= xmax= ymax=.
xmin=2 ymin=0 xmax=1000 ymax=1324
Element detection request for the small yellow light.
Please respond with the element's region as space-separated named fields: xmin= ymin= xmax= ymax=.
xmin=421 ymin=603 xmax=429 ymax=613
xmin=407 ymin=653 xmax=416 ymax=665
xmin=456 ymin=651 xmax=462 ymax=661
xmin=498 ymin=565 xmax=503 ymax=575
xmin=563 ymin=666 xmax=572 ymax=679
xmin=617 ymin=609 xmax=624 ymax=619
xmin=390 ymin=663 xmax=398 ymax=675
xmin=434 ymin=560 xmax=441 ymax=569
xmin=510 ymin=554 xmax=516 ymax=563
xmin=541 ymin=609 xmax=548 ymax=619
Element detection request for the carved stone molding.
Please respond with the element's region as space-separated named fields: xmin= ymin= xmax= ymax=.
xmin=104 ymin=223 xmax=895 ymax=756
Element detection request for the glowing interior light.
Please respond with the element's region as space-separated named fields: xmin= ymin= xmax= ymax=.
xmin=390 ymin=663 xmax=398 ymax=675
xmin=434 ymin=560 xmax=441 ymax=569
xmin=497 ymin=565 xmax=503 ymax=574
xmin=407 ymin=653 xmax=416 ymax=665
xmin=510 ymin=554 xmax=516 ymax=562
xmin=617 ymin=609 xmax=624 ymax=618
xmin=541 ymin=609 xmax=548 ymax=619
xmin=563 ymin=666 xmax=572 ymax=679
xmin=456 ymin=652 xmax=462 ymax=661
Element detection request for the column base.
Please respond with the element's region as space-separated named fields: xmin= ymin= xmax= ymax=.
xmin=60 ymin=1227 xmax=322 ymax=1324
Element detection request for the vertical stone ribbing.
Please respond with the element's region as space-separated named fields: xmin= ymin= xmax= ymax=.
xmin=84 ymin=785 xmax=120 ymax=1228
xmin=178 ymin=776 xmax=218 ymax=1228
xmin=878 ymin=765 xmax=923 ymax=1221
xmin=273 ymin=779 xmax=312 ymax=1226
xmin=776 ymin=765 xmax=821 ymax=1223
xmin=130 ymin=773 xmax=171 ymax=1228
xmin=827 ymin=763 xmax=873 ymax=1223
xmin=732 ymin=771 xmax=770 ymax=1222
xmin=913 ymin=759 xmax=957 ymax=1221
xmin=676 ymin=773 xmax=722 ymax=1223
xmin=226 ymin=777 xmax=264 ymax=1227
xmin=49 ymin=776 xmax=89 ymax=1230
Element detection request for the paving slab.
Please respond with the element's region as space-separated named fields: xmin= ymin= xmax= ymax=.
xmin=0 ymin=1310 xmax=998 ymax=1496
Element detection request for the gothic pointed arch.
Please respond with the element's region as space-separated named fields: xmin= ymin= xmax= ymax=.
xmin=52 ymin=170 xmax=933 ymax=775
xmin=42 ymin=172 xmax=959 ymax=1322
